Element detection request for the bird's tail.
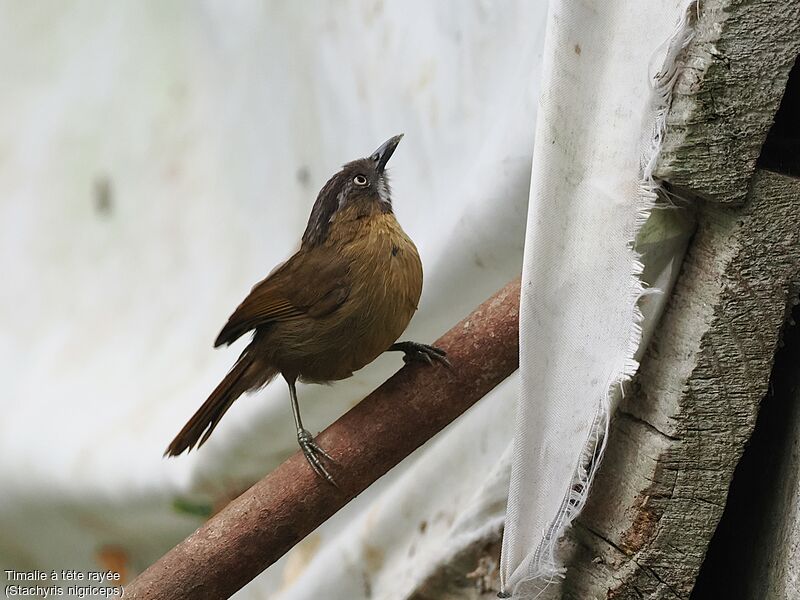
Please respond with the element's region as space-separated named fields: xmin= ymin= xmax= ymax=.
xmin=164 ymin=353 xmax=275 ymax=457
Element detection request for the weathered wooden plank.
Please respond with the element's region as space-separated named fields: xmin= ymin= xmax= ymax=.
xmin=653 ymin=0 xmax=800 ymax=205
xmin=693 ymin=297 xmax=800 ymax=599
xmin=553 ymin=169 xmax=800 ymax=599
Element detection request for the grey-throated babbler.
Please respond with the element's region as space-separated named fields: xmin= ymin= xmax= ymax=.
xmin=165 ymin=134 xmax=447 ymax=483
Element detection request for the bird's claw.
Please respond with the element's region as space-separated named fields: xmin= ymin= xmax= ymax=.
xmin=400 ymin=342 xmax=452 ymax=369
xmin=297 ymin=429 xmax=336 ymax=486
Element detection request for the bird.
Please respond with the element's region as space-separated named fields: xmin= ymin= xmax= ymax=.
xmin=165 ymin=134 xmax=448 ymax=484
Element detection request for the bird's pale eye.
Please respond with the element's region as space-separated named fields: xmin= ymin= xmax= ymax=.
xmin=353 ymin=174 xmax=368 ymax=186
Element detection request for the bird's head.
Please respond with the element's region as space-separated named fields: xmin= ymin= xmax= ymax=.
xmin=302 ymin=134 xmax=403 ymax=247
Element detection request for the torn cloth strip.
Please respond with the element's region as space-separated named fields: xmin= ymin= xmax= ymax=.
xmin=501 ymin=0 xmax=695 ymax=596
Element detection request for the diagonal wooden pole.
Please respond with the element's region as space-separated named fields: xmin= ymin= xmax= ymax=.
xmin=127 ymin=278 xmax=521 ymax=599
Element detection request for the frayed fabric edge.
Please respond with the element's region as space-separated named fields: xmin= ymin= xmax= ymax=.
xmin=500 ymin=2 xmax=698 ymax=597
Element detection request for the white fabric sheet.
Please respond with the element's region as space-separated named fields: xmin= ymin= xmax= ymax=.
xmin=0 ymin=2 xmax=546 ymax=598
xmin=501 ymin=0 xmax=694 ymax=596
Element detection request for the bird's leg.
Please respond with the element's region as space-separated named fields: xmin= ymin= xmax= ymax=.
xmin=388 ymin=341 xmax=451 ymax=368
xmin=285 ymin=375 xmax=336 ymax=486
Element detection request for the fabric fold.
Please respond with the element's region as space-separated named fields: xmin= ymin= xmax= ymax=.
xmin=501 ymin=1 xmax=696 ymax=596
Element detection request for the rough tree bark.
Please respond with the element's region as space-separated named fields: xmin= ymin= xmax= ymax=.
xmin=653 ymin=0 xmax=800 ymax=205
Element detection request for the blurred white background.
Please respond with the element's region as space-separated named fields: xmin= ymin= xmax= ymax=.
xmin=0 ymin=2 xmax=545 ymax=597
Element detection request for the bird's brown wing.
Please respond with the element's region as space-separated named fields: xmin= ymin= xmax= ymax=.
xmin=214 ymin=247 xmax=351 ymax=347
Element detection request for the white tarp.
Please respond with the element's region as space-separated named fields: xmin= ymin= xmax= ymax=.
xmin=1 ymin=2 xmax=695 ymax=598
xmin=502 ymin=0 xmax=694 ymax=596
xmin=0 ymin=2 xmax=544 ymax=598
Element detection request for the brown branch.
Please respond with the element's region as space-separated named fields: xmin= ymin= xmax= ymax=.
xmin=127 ymin=278 xmax=521 ymax=599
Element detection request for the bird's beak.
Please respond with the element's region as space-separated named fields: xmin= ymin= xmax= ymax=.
xmin=370 ymin=134 xmax=403 ymax=173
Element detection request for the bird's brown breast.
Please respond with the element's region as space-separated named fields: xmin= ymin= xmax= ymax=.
xmin=334 ymin=213 xmax=422 ymax=373
xmin=262 ymin=211 xmax=422 ymax=382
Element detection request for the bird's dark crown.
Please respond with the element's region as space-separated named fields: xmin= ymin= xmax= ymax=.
xmin=301 ymin=135 xmax=403 ymax=248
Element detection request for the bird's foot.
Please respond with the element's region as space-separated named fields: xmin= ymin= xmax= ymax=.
xmin=297 ymin=429 xmax=337 ymax=486
xmin=391 ymin=341 xmax=451 ymax=368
